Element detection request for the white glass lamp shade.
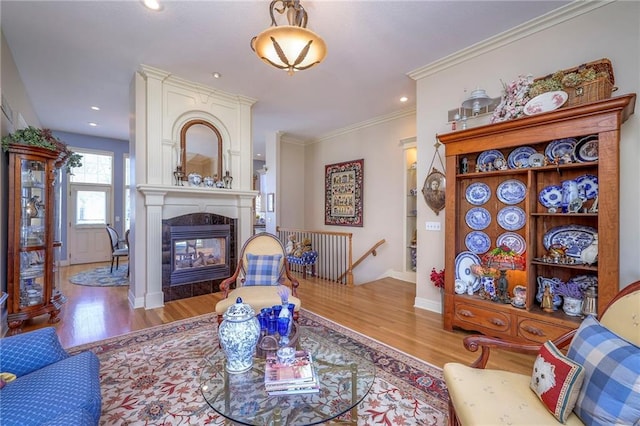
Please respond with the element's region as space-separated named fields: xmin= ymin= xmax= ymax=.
xmin=252 ymin=25 xmax=327 ymax=76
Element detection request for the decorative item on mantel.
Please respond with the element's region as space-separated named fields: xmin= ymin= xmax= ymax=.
xmin=223 ymin=171 xmax=233 ymax=189
xmin=218 ymin=297 xmax=261 ymax=374
xmin=481 ymin=245 xmax=525 ymax=303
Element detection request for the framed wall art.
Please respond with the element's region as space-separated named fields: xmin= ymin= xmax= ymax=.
xmin=325 ymin=159 xmax=364 ymax=227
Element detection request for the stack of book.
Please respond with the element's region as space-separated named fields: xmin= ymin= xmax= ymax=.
xmin=264 ymin=349 xmax=319 ymax=395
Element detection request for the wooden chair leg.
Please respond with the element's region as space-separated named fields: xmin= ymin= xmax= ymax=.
xmin=110 ymin=257 xmax=115 ymax=273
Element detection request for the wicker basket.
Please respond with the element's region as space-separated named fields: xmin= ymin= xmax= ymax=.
xmin=535 ymin=58 xmax=616 ymax=108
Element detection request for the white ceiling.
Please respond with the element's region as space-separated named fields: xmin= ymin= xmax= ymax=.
xmin=1 ymin=1 xmax=569 ymax=159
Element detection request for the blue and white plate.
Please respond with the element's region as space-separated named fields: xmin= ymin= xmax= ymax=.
xmin=496 ymin=232 xmax=526 ymax=255
xmin=497 ymin=179 xmax=527 ymax=205
xmin=576 ymin=174 xmax=598 ymax=199
xmin=545 ymin=138 xmax=577 ymax=162
xmin=567 ymin=275 xmax=598 ymax=290
xmin=465 ymin=231 xmax=491 ymax=254
xmin=497 ymin=206 xmax=526 ymax=231
xmin=465 ymin=207 xmax=491 ymax=230
xmin=542 ymin=224 xmax=598 ymax=258
xmin=539 ymin=185 xmax=563 ymax=208
xmin=573 ymin=135 xmax=599 ymax=162
xmin=508 ymin=146 xmax=537 ymax=169
xmin=465 ymin=182 xmax=491 ymax=206
xmin=455 ymin=251 xmax=481 ymax=292
xmin=477 ymin=150 xmax=505 ymax=168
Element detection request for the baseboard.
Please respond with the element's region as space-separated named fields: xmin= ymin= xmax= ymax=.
xmin=381 ymin=269 xmax=416 ymax=284
xmin=414 ymin=296 xmax=442 ymax=314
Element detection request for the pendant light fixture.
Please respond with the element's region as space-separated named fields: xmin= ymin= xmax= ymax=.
xmin=251 ymin=0 xmax=327 ymax=76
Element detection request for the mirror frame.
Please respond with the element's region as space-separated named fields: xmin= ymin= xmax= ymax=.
xmin=179 ymin=119 xmax=223 ymax=179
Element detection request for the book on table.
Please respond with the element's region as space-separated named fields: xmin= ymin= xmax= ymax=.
xmin=264 ymin=350 xmax=319 ymax=394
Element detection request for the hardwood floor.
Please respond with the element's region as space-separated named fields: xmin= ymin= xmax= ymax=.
xmin=21 ymin=262 xmax=535 ymax=375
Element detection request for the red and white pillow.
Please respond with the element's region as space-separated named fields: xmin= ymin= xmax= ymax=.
xmin=530 ymin=341 xmax=585 ymax=423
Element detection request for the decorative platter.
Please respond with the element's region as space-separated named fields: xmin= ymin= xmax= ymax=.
xmin=567 ymin=275 xmax=598 ymax=290
xmin=573 ymin=135 xmax=599 ymax=162
xmin=497 ymin=206 xmax=526 ymax=231
xmin=455 ymin=251 xmax=481 ymax=292
xmin=496 ymin=232 xmax=526 ymax=255
xmin=496 ymin=179 xmax=527 ymax=205
xmin=465 ymin=207 xmax=491 ymax=230
xmin=528 ymin=153 xmax=546 ymax=167
xmin=507 ymin=146 xmax=537 ymax=169
xmin=542 ymin=224 xmax=598 ymax=258
xmin=576 ymin=174 xmax=598 ymax=199
xmin=545 ymin=138 xmax=577 ymax=162
xmin=476 ymin=150 xmax=505 ymax=168
xmin=465 ymin=182 xmax=491 ymax=206
xmin=523 ymin=91 xmax=568 ymax=116
xmin=465 ymin=231 xmax=491 ymax=254
xmin=539 ymin=184 xmax=563 ymax=208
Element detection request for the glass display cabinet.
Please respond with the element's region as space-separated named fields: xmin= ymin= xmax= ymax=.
xmin=7 ymin=144 xmax=66 ymax=335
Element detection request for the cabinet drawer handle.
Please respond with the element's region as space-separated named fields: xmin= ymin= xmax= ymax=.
xmin=522 ymin=325 xmax=544 ymax=336
xmin=459 ymin=309 xmax=473 ymax=318
xmin=490 ymin=318 xmax=506 ymax=327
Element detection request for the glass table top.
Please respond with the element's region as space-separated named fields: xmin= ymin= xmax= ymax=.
xmin=200 ymin=326 xmax=376 ymax=425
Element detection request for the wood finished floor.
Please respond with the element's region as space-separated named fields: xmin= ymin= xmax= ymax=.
xmin=20 ymin=262 xmax=534 ymax=375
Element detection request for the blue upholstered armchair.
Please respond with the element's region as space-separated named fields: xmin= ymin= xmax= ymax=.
xmin=0 ymin=327 xmax=102 ymax=425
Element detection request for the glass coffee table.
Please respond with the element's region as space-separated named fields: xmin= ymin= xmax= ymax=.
xmin=200 ymin=326 xmax=376 ymax=425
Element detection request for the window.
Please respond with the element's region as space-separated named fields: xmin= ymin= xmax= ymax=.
xmin=70 ymin=151 xmax=113 ymax=184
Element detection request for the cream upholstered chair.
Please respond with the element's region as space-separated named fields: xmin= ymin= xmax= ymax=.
xmin=444 ymin=281 xmax=640 ymax=426
xmin=215 ymin=233 xmax=301 ymax=323
xmin=106 ymin=225 xmax=128 ymax=273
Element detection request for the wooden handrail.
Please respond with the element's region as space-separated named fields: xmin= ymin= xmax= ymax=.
xmin=337 ymin=239 xmax=386 ymax=283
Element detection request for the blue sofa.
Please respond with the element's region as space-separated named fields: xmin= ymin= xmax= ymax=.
xmin=0 ymin=327 xmax=101 ymax=425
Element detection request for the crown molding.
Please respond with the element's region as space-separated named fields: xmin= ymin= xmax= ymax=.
xmin=408 ymin=1 xmax=614 ymax=81
xmin=312 ymin=106 xmax=416 ymax=143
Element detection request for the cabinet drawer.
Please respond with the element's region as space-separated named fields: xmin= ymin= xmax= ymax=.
xmin=453 ymin=302 xmax=510 ymax=333
xmin=517 ymin=317 xmax=575 ymax=343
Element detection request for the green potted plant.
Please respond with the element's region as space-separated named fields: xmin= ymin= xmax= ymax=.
xmin=2 ymin=126 xmax=82 ymax=172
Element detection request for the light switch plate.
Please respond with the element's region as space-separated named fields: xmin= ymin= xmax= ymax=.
xmin=425 ymin=221 xmax=441 ymax=231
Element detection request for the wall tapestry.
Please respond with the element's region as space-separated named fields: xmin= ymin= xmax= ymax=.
xmin=325 ymin=159 xmax=364 ymax=227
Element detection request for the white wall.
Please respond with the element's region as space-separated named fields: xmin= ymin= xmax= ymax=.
xmin=1 ymin=32 xmax=43 ymax=335
xmin=289 ymin=110 xmax=416 ymax=284
xmin=411 ymin=1 xmax=640 ymax=310
xmin=279 ymin=137 xmax=306 ymax=229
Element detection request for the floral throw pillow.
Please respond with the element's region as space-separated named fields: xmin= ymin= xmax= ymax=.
xmin=530 ymin=340 xmax=585 ymax=423
xmin=244 ymin=253 xmax=282 ymax=286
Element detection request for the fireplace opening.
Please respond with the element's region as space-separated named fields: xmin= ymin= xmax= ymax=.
xmin=170 ymin=224 xmax=230 ymax=286
xmin=162 ymin=213 xmax=237 ymax=302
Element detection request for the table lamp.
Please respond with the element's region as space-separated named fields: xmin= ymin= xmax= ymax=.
xmin=481 ymin=245 xmax=525 ymax=303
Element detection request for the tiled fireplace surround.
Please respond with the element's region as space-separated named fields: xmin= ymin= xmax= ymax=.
xmin=131 ymin=65 xmax=257 ymax=309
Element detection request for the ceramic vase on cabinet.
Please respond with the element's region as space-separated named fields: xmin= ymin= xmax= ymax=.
xmin=562 ymin=297 xmax=583 ymax=317
xmin=218 ymin=297 xmax=260 ymax=374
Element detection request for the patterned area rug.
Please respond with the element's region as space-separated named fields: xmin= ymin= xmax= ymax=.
xmin=68 ymin=266 xmax=129 ymax=287
xmin=69 ymin=310 xmax=449 ymax=425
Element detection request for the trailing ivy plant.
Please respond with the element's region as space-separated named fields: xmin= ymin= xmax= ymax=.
xmin=2 ymin=126 xmax=82 ymax=173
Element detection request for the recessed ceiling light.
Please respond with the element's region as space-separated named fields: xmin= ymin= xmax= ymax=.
xmin=142 ymin=0 xmax=162 ymax=11
xmin=212 ymin=72 xmax=221 ymax=79
xmin=257 ymin=153 xmax=262 ymax=157
xmin=400 ymin=96 xmax=408 ymax=103
xmin=88 ymin=122 xmax=98 ymax=127
xmin=91 ymin=106 xmax=100 ymax=111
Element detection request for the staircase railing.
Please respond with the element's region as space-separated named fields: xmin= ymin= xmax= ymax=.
xmin=276 ymin=227 xmax=353 ymax=285
xmin=336 ymin=239 xmax=385 ymax=283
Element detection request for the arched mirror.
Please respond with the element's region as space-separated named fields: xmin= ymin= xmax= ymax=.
xmin=180 ymin=120 xmax=223 ymax=179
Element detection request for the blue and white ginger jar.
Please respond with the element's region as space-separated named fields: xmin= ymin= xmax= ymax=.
xmin=218 ymin=297 xmax=260 ymax=373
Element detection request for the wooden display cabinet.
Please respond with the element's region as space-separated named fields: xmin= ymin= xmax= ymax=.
xmin=438 ymin=94 xmax=636 ymax=343
xmin=6 ymin=144 xmax=66 ymax=335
